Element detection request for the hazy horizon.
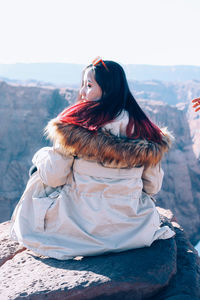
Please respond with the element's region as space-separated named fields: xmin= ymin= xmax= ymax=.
xmin=2 ymin=62 xmax=200 ymax=67
xmin=2 ymin=63 xmax=200 ymax=85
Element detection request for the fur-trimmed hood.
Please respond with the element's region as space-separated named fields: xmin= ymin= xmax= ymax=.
xmin=45 ymin=118 xmax=173 ymax=168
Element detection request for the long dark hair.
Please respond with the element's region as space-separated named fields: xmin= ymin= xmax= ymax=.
xmin=58 ymin=60 xmax=163 ymax=142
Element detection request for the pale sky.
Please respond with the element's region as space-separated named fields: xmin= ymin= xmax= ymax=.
xmin=0 ymin=0 xmax=200 ymax=66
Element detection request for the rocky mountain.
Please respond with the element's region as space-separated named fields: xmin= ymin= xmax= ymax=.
xmin=129 ymin=79 xmax=200 ymax=105
xmin=0 ymin=80 xmax=200 ymax=245
xmin=1 ymin=63 xmax=200 ymax=86
xmin=0 ymin=81 xmax=77 ymax=223
xmin=139 ymin=99 xmax=200 ymax=244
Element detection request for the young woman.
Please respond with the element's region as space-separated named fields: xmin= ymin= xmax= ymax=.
xmin=10 ymin=57 xmax=175 ymax=260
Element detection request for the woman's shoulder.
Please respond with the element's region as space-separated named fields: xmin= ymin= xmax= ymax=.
xmin=102 ymin=110 xmax=130 ymax=138
xmin=45 ymin=116 xmax=173 ymax=169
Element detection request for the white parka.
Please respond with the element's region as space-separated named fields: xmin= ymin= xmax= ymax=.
xmin=10 ymin=111 xmax=175 ymax=260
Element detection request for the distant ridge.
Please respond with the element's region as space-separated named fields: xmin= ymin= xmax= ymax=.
xmin=1 ymin=63 xmax=200 ymax=86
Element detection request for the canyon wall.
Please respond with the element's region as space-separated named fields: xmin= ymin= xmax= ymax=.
xmin=0 ymin=80 xmax=200 ymax=244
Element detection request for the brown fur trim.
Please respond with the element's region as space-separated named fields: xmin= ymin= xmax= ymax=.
xmin=45 ymin=119 xmax=173 ymax=168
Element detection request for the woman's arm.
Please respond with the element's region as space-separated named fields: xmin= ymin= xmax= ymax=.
xmin=32 ymin=147 xmax=74 ymax=188
xmin=142 ymin=163 xmax=164 ymax=195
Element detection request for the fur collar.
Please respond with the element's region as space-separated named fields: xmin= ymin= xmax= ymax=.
xmin=45 ymin=119 xmax=173 ymax=168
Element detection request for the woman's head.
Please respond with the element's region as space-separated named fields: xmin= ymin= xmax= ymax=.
xmin=79 ymin=67 xmax=103 ymax=102
xmin=58 ymin=58 xmax=163 ymax=142
xmin=78 ymin=60 xmax=130 ymax=117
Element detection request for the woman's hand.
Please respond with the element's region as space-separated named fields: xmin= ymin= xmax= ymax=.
xmin=192 ymin=97 xmax=200 ymax=112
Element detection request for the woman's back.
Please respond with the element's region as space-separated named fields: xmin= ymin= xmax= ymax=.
xmin=10 ymin=111 xmax=175 ymax=260
xmin=10 ymin=58 xmax=175 ymax=260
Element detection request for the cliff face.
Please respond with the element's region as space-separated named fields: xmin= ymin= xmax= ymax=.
xmin=1 ymin=209 xmax=200 ymax=300
xmin=139 ymin=100 xmax=200 ymax=244
xmin=2 ymin=63 xmax=200 ymax=84
xmin=129 ymin=79 xmax=200 ymax=105
xmin=0 ymin=81 xmax=200 ymax=245
xmin=0 ymin=81 xmax=77 ymax=222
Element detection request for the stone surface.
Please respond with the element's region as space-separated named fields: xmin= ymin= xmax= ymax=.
xmin=0 ymin=209 xmax=200 ymax=300
xmin=0 ymin=222 xmax=25 ymax=267
xmin=155 ymin=209 xmax=200 ymax=300
xmin=0 ymin=229 xmax=176 ymax=299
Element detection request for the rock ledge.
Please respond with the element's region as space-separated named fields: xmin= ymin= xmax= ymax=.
xmin=0 ymin=207 xmax=200 ymax=300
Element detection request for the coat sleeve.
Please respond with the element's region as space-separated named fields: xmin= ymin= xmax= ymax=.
xmin=142 ymin=163 xmax=164 ymax=195
xmin=32 ymin=147 xmax=74 ymax=188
